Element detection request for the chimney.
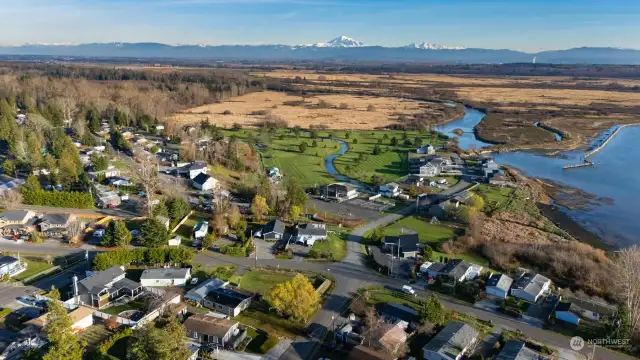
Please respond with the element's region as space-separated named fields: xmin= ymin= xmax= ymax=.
xmin=72 ymin=275 xmax=79 ymax=303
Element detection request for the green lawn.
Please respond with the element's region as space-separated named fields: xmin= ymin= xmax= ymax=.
xmin=175 ymin=212 xmax=210 ymax=240
xmin=381 ymin=216 xmax=459 ymax=244
xmin=101 ymin=300 xmax=146 ymax=315
xmin=14 ymin=258 xmax=55 ymax=282
xmin=235 ymin=270 xmax=295 ymax=295
xmin=473 ymin=184 xmax=514 ymax=210
xmin=244 ymin=327 xmax=279 ymax=354
xmin=311 ymin=233 xmax=347 ymax=261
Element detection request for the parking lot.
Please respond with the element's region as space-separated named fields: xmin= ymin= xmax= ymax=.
xmin=347 ymin=198 xmax=395 ymax=212
xmin=308 ymin=197 xmax=385 ymax=222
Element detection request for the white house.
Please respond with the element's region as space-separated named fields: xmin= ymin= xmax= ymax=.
xmin=0 ymin=256 xmax=27 ymax=278
xmin=416 ymin=144 xmax=435 ymax=155
xmin=25 ymin=305 xmax=95 ymax=335
xmin=379 ymin=183 xmax=402 ymax=198
xmin=511 ymin=272 xmax=551 ymax=303
xmin=419 ymin=162 xmax=440 ymax=177
xmin=168 ymin=236 xmax=182 ymax=247
xmin=554 ymin=298 xmax=616 ymax=325
xmin=423 ymin=321 xmax=478 ymax=360
xmin=485 ymin=273 xmax=514 ymax=299
xmin=193 ymin=221 xmax=209 ymax=240
xmin=294 ymin=223 xmax=327 ymax=246
xmin=188 ymin=162 xmax=208 ymax=180
xmin=323 ymin=182 xmax=359 ymax=202
xmin=192 ymin=173 xmax=218 ymax=191
xmin=140 ymin=268 xmax=191 ymax=287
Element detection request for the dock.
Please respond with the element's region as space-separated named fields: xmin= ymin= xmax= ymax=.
xmin=563 ymin=123 xmax=639 ymax=170
xmin=563 ymin=160 xmax=595 ymax=170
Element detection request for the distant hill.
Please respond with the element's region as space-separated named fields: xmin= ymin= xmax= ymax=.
xmin=1 ymin=38 xmax=639 ymax=64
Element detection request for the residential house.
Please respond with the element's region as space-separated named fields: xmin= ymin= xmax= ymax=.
xmin=156 ymin=215 xmax=170 ymax=229
xmin=38 ymin=214 xmax=75 ymax=238
xmin=294 ymin=223 xmax=327 ymax=246
xmin=422 ymin=321 xmax=478 ymax=360
xmin=184 ymin=314 xmax=245 ymax=350
xmin=168 ymin=236 xmax=182 ymax=247
xmin=347 ymin=345 xmax=394 ymax=360
xmin=511 ymin=272 xmax=551 ymax=303
xmin=202 ymin=288 xmax=252 ymax=317
xmin=416 ymin=144 xmax=435 ymax=155
xmin=421 ymin=262 xmax=445 ymax=279
xmin=419 ymin=162 xmax=441 ymax=177
xmin=25 ymin=305 xmax=95 ymax=334
xmin=376 ymin=322 xmax=408 ymax=356
xmin=481 ymin=158 xmax=500 ymax=178
xmin=0 ymin=210 xmax=38 ymax=235
xmin=323 ymin=182 xmax=359 ymax=202
xmin=489 ymin=173 xmax=509 ymax=186
xmin=106 ymin=177 xmax=132 ymax=187
xmin=378 ymin=302 xmax=420 ymax=327
xmin=0 ymin=256 xmax=27 ymax=278
xmin=438 ymin=259 xmax=473 ymax=283
xmin=96 ymin=190 xmax=121 ymax=208
xmin=379 ymin=183 xmax=402 ymax=198
xmin=266 ymin=167 xmax=282 ymax=182
xmin=486 ymin=273 xmax=514 ymax=299
xmin=383 ymin=234 xmax=420 ymax=258
xmin=192 ymin=221 xmax=209 ymax=242
xmin=185 ymin=278 xmax=229 ymax=305
xmin=261 ymin=219 xmax=286 ymax=241
xmin=192 ymin=173 xmax=218 ymax=191
xmin=74 ymin=266 xmax=143 ymax=309
xmin=496 ymin=340 xmax=550 ymax=360
xmin=406 ymin=174 xmax=425 ymax=186
xmin=140 ymin=268 xmax=191 ymax=287
xmin=88 ymin=168 xmax=120 ymax=181
xmin=554 ymin=298 xmax=616 ymax=325
xmin=188 ymin=162 xmax=208 ymax=180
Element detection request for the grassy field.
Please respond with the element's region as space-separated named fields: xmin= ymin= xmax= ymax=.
xmin=473 ymin=184 xmax=514 ymax=211
xmin=101 ymin=300 xmax=146 ymax=315
xmin=224 ymin=127 xmax=449 ymax=186
xmin=311 ymin=233 xmax=347 ymax=261
xmin=380 ymin=216 xmax=459 ymax=244
xmin=14 ymin=258 xmax=55 ymax=282
xmin=172 ymin=90 xmax=454 ymax=130
xmin=175 ymin=212 xmax=210 ymax=240
xmin=235 ymin=270 xmax=295 ymax=295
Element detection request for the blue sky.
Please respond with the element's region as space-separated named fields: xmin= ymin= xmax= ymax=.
xmin=2 ymin=0 xmax=639 ymax=51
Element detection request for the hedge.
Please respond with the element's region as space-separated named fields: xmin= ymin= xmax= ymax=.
xmin=0 ymin=308 xmax=12 ymax=319
xmin=259 ymin=336 xmax=279 ymax=354
xmin=92 ymin=247 xmax=193 ymax=270
xmin=98 ymin=328 xmax=133 ymax=354
xmin=22 ymin=189 xmax=93 ymax=208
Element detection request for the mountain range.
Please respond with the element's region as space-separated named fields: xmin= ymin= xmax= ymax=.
xmin=1 ymin=36 xmax=640 ymax=64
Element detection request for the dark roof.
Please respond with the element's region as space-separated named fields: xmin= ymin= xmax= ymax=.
xmin=40 ymin=214 xmax=71 ymax=225
xmin=205 ymin=288 xmax=251 ymax=308
xmin=297 ymin=223 xmax=327 ymax=236
xmin=113 ymin=277 xmax=142 ymax=290
xmin=78 ymin=266 xmax=126 ymax=294
xmin=563 ymin=297 xmax=616 ymax=316
xmin=0 ymin=210 xmax=32 ymax=222
xmin=0 ymin=256 xmax=18 ymax=265
xmin=378 ymin=302 xmax=419 ymax=323
xmin=347 ymin=345 xmax=394 ymax=360
xmin=263 ymin=219 xmax=285 ymax=235
xmin=189 ymin=162 xmax=208 ymax=171
xmin=422 ymin=321 xmax=478 ymax=360
xmin=328 ymin=182 xmax=358 ymax=192
xmin=496 ymin=340 xmax=549 ymax=360
xmin=184 ymin=314 xmax=237 ymax=338
xmin=513 ymin=272 xmax=551 ymax=298
xmin=439 ymin=259 xmax=471 ymax=279
xmin=486 ymin=273 xmax=514 ymax=292
xmin=193 ymin=172 xmax=212 ymax=185
xmin=141 ymin=268 xmax=190 ymax=280
xmin=426 ymin=262 xmax=446 ymax=273
xmin=384 ymin=234 xmax=420 ymax=254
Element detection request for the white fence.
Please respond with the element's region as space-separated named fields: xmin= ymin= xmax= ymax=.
xmin=93 ymin=293 xmax=181 ymax=329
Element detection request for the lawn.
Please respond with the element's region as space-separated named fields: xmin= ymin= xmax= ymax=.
xmin=473 ymin=184 xmax=514 ymax=210
xmin=78 ymin=324 xmax=114 ymax=350
xmin=235 ymin=270 xmax=295 ymax=295
xmin=310 ymin=233 xmax=347 ymax=261
xmin=236 ymin=303 xmax=306 ymax=339
xmin=101 ymin=300 xmax=146 ymax=316
xmin=380 ymin=215 xmax=459 ymax=244
xmin=244 ymin=327 xmax=279 ymax=354
xmin=175 ymin=212 xmax=210 ymax=240
xmin=14 ymin=258 xmax=55 ymax=282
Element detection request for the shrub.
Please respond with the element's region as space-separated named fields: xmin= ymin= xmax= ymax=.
xmin=367 ymin=104 xmax=376 ymax=112
xmin=21 ymin=189 xmax=93 ymax=208
xmin=98 ymin=328 xmax=133 ymax=354
xmin=222 ymin=110 xmax=233 ymax=115
xmin=0 ymin=308 xmax=12 ymax=319
xmin=259 ymin=336 xmax=279 ymax=354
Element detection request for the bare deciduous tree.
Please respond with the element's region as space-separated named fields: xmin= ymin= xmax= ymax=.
xmin=66 ymin=219 xmax=85 ymax=244
xmin=0 ymin=190 xmax=22 ymax=209
xmin=131 ymin=156 xmax=162 ymax=216
xmin=614 ymin=246 xmax=640 ymax=337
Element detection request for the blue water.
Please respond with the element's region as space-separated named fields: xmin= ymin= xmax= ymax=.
xmin=441 ymin=106 xmax=639 ymax=247
xmin=324 ymin=139 xmax=367 ymax=188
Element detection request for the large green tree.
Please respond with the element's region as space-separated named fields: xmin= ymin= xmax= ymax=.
xmin=167 ymin=197 xmax=190 ymax=221
xmin=102 ymin=220 xmax=132 ymax=248
xmin=42 ymin=297 xmax=86 ymax=360
xmin=129 ymin=316 xmax=189 ymax=360
xmin=140 ymin=218 xmax=168 ymax=247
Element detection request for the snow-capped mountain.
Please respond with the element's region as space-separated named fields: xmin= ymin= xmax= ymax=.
xmin=297 ymin=36 xmax=364 ymax=48
xmin=406 ymin=41 xmax=466 ymax=50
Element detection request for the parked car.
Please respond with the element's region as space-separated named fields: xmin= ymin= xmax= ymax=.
xmin=402 ymin=285 xmax=417 ymax=296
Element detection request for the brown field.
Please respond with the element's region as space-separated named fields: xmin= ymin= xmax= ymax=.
xmin=171 ymin=90 xmax=453 ymax=130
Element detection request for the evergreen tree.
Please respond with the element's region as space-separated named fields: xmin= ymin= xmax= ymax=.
xmin=140 ymin=218 xmax=168 ymax=247
xmin=42 ymin=296 xmax=86 ymax=360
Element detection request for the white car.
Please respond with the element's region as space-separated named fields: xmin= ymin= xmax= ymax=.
xmin=402 ymin=285 xmax=416 ymax=296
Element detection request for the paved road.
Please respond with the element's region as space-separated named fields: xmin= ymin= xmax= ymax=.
xmin=10 ymin=204 xmax=138 ymax=218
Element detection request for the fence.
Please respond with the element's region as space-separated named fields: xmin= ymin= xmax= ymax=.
xmin=171 ymin=211 xmax=194 ymax=233
xmin=93 ymin=293 xmax=181 ymax=329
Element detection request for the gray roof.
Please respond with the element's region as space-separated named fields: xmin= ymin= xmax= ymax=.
xmin=496 ymin=340 xmax=549 ymax=360
xmin=263 ymin=219 xmax=285 ymax=235
xmin=513 ymin=272 xmax=551 ymax=298
xmin=297 ymin=223 xmax=327 ymax=236
xmin=379 ymin=302 xmax=420 ymax=323
xmin=426 ymin=262 xmax=446 ymax=273
xmin=422 ymin=321 xmax=478 ymax=360
xmin=113 ymin=277 xmax=142 ymax=290
xmin=0 ymin=256 xmax=19 ymax=266
xmin=78 ymin=266 xmax=126 ymax=294
xmin=185 ymin=278 xmax=228 ymax=302
xmin=141 ymin=268 xmax=190 ymax=280
xmin=0 ymin=210 xmax=32 ymax=222
xmin=555 ymin=298 xmax=615 ymax=317
xmin=40 ymin=214 xmax=71 ymax=225
xmin=486 ymin=273 xmax=514 ymax=293
xmin=384 ymin=234 xmax=420 ymax=254
xmin=328 ymin=182 xmax=358 ymax=192
xmin=189 ymin=162 xmax=208 ymax=171
xmin=439 ymin=259 xmax=471 ymax=280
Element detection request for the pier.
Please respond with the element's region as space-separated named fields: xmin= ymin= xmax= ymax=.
xmin=563 ymin=123 xmax=640 ymax=170
xmin=563 ymin=160 xmax=595 ymax=170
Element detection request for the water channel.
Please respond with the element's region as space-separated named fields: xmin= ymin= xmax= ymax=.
xmin=442 ymin=105 xmax=639 ymax=248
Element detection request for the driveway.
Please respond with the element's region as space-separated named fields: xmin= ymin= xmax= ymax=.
xmin=474 ymin=298 xmax=546 ymax=328
xmin=308 ymin=198 xmax=383 ymax=222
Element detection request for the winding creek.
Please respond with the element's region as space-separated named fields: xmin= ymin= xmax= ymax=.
xmin=442 ymin=106 xmax=640 ymax=248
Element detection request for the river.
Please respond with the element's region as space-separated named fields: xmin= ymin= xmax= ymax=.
xmin=444 ymin=105 xmax=639 ymax=248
